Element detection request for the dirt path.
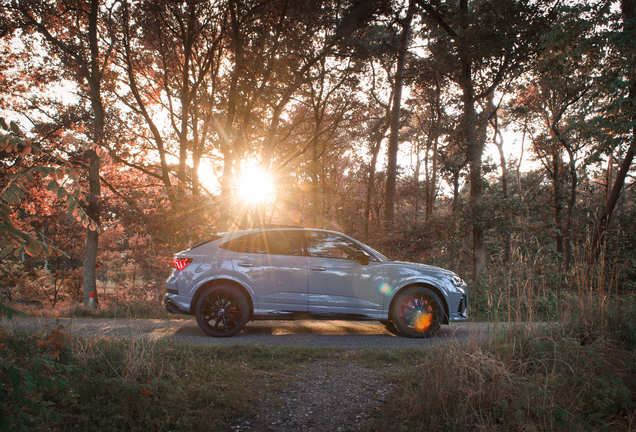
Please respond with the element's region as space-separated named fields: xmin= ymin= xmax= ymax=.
xmin=226 ymin=358 xmax=392 ymax=432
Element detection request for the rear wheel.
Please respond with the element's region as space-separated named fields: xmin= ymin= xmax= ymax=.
xmin=195 ymin=285 xmax=249 ymax=337
xmin=391 ymin=287 xmax=444 ymax=338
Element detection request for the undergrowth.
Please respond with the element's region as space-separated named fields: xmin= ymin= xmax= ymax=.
xmin=2 ymin=296 xmax=635 ymax=431
xmin=370 ymin=296 xmax=636 ymax=432
xmin=1 ymin=252 xmax=635 ymax=431
xmin=68 ymin=299 xmax=182 ymax=320
xmin=1 ymin=313 xmax=334 ymax=431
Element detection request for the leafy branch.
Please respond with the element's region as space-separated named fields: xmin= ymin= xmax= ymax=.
xmin=1 ymin=118 xmax=105 ymax=258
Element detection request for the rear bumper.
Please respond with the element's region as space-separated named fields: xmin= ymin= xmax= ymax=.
xmin=164 ymin=294 xmax=191 ymax=315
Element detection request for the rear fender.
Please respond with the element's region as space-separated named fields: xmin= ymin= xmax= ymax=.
xmin=191 ymin=276 xmax=255 ymax=320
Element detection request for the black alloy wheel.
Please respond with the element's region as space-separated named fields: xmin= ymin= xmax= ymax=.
xmin=391 ymin=287 xmax=444 ymax=338
xmin=195 ymin=285 xmax=250 ymax=337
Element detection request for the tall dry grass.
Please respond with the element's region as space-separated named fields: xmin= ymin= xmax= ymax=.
xmin=374 ymin=248 xmax=636 ymax=432
xmin=377 ymin=323 xmax=635 ymax=431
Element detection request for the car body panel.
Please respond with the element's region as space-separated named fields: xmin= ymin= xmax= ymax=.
xmin=306 ymin=256 xmax=386 ymax=319
xmin=231 ymin=253 xmax=308 ymax=313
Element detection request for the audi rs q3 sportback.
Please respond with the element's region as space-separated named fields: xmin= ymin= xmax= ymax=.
xmin=165 ymin=227 xmax=468 ymax=338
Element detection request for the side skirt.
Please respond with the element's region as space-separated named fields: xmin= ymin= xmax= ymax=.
xmin=252 ymin=311 xmax=380 ymax=321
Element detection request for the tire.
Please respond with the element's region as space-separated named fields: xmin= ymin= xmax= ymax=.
xmin=391 ymin=287 xmax=444 ymax=338
xmin=195 ymin=285 xmax=250 ymax=337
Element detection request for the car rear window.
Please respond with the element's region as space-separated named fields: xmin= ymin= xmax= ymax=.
xmin=189 ymin=235 xmax=222 ymax=250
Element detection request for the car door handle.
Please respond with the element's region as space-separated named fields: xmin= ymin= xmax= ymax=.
xmin=237 ymin=262 xmax=254 ymax=268
xmin=310 ymin=266 xmax=326 ymax=271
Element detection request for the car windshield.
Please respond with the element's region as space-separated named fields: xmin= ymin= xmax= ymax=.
xmin=363 ymin=244 xmax=390 ymax=261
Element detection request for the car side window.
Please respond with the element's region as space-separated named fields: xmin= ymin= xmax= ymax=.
xmin=245 ymin=231 xmax=304 ymax=256
xmin=306 ymin=231 xmax=373 ymax=261
xmin=219 ymin=234 xmax=258 ymax=252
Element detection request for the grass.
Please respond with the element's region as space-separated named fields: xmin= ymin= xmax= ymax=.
xmin=60 ymin=340 xmax=333 ymax=431
xmin=1 ymin=321 xmax=337 ymax=431
xmin=2 ymin=299 xmax=635 ymax=432
xmin=68 ymin=300 xmax=187 ymax=320
xmin=369 ymin=326 xmax=636 ymax=431
xmin=365 ymin=292 xmax=636 ymax=432
xmin=19 ymin=297 xmax=194 ymax=320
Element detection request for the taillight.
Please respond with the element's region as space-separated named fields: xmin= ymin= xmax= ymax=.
xmin=171 ymin=258 xmax=193 ymax=271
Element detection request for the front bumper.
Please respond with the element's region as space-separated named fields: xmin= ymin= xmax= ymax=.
xmin=449 ymin=294 xmax=468 ymax=321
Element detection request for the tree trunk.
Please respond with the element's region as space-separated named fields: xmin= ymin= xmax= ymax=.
xmin=364 ymin=122 xmax=389 ymax=242
xmin=218 ymin=148 xmax=234 ymax=232
xmin=517 ymin=120 xmax=528 ymax=246
xmin=553 ymin=149 xmax=564 ymax=264
xmin=562 ymin=141 xmax=577 ymax=271
xmin=452 ymin=173 xmax=461 ymax=214
xmin=178 ymin=40 xmax=192 ymax=185
xmin=427 ymin=72 xmax=441 ymax=221
xmin=311 ymin=135 xmax=320 ymax=225
xmin=82 ymin=0 xmax=103 ymax=308
xmin=311 ymin=95 xmax=323 ymax=225
xmin=590 ymin=140 xmax=635 ymax=263
xmin=122 ymin=1 xmax=173 ymax=194
xmin=461 ymin=76 xmax=486 ymax=282
xmin=423 ymin=137 xmax=430 ymax=220
xmin=384 ymin=0 xmax=415 ymax=228
xmin=488 ymin=97 xmax=511 ymax=263
xmin=589 ymin=0 xmax=636 ymax=264
xmin=452 ymin=0 xmax=487 ymax=284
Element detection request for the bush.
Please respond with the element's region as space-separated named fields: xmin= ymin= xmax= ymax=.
xmin=0 ymin=303 xmax=75 ymax=431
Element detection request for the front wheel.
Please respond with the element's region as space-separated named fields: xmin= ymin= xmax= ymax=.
xmin=195 ymin=285 xmax=250 ymax=337
xmin=391 ymin=287 xmax=444 ymax=338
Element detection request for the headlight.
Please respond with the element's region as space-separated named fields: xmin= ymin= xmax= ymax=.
xmin=451 ymin=275 xmax=466 ymax=287
xmin=444 ymin=274 xmax=467 ymax=292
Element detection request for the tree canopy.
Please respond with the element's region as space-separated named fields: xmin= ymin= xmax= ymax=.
xmin=1 ymin=0 xmax=635 ymax=307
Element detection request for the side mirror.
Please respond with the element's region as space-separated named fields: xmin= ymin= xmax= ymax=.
xmin=340 ymin=244 xmax=371 ymax=265
xmin=356 ymin=254 xmax=370 ymax=265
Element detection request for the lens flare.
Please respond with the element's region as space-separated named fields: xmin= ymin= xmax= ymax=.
xmin=379 ymin=282 xmax=392 ymax=295
xmin=413 ymin=312 xmax=432 ymax=332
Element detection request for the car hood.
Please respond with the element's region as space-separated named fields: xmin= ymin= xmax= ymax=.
xmin=384 ymin=260 xmax=457 ymax=277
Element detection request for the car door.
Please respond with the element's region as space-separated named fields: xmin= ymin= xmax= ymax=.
xmin=231 ymin=230 xmax=308 ymax=314
xmin=305 ymin=231 xmax=385 ymax=319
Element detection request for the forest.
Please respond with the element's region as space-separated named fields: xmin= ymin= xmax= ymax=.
xmin=1 ymin=0 xmax=635 ymax=316
xmin=2 ymin=1 xmax=636 ymax=431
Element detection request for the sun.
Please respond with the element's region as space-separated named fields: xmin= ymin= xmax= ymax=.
xmin=236 ymin=164 xmax=275 ymax=204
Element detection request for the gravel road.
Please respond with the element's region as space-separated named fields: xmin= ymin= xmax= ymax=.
xmin=2 ymin=317 xmax=509 ymax=349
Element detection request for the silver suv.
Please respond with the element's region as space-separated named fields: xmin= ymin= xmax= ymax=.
xmin=165 ymin=228 xmax=468 ymax=338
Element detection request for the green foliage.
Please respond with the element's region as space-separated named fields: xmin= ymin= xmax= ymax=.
xmin=1 ymin=118 xmax=100 ymax=259
xmin=0 ymin=333 xmax=334 ymax=432
xmin=2 ymin=294 xmax=635 ymax=431
xmin=0 ymin=305 xmax=75 ymax=432
xmin=0 ymin=302 xmax=27 ymax=320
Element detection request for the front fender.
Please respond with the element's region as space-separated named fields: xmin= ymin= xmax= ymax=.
xmin=385 ymin=277 xmax=451 ymax=324
xmin=386 ymin=275 xmax=450 ymax=302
